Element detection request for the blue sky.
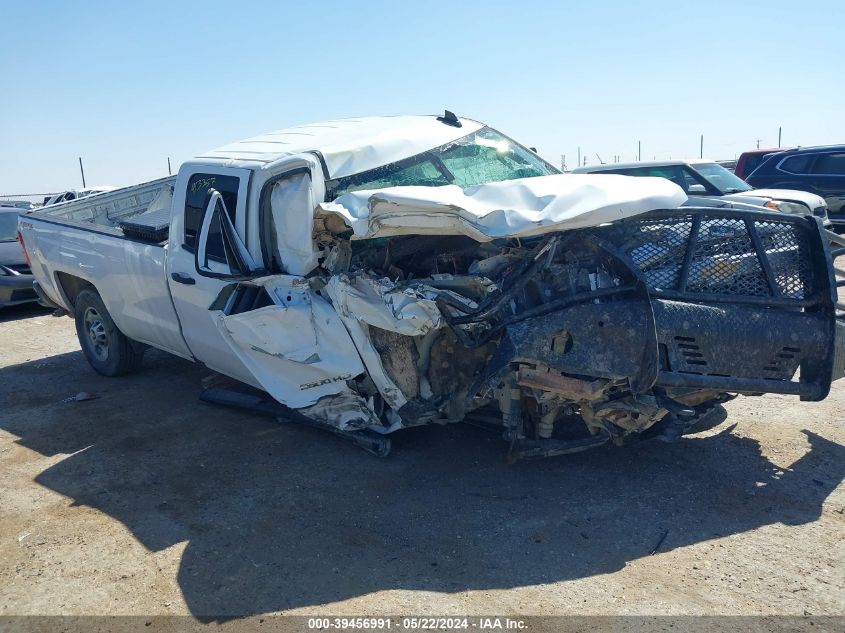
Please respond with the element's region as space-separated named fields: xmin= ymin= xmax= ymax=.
xmin=1 ymin=0 xmax=842 ymax=194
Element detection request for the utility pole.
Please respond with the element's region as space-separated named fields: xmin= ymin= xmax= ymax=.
xmin=78 ymin=157 xmax=86 ymax=188
xmin=638 ymin=141 xmax=641 ymax=162
xmin=577 ymin=147 xmax=581 ymax=169
xmin=167 ymin=157 xmax=172 ymax=176
xmin=778 ymin=127 xmax=782 ymax=148
xmin=700 ymin=134 xmax=704 ymax=159
xmin=756 ymin=139 xmax=762 ymax=149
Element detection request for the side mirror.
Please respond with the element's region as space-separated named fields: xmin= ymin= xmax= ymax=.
xmin=687 ymin=183 xmax=707 ymax=194
xmin=196 ymin=189 xmax=256 ymax=277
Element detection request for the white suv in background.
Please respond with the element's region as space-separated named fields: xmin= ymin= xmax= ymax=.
xmin=573 ymin=159 xmax=829 ymax=223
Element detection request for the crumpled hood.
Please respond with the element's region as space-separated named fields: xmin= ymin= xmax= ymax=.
xmin=318 ymin=174 xmax=687 ymax=241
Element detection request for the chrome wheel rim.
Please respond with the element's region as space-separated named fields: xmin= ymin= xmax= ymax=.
xmin=83 ymin=307 xmax=109 ymax=361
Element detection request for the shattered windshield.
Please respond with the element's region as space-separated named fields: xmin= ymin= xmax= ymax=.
xmin=327 ymin=127 xmax=558 ymax=199
xmin=692 ymin=162 xmax=753 ymax=194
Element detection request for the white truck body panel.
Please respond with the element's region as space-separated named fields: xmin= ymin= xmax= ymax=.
xmin=40 ymin=178 xmax=174 ymax=225
xmin=23 ymin=217 xmax=192 ymax=358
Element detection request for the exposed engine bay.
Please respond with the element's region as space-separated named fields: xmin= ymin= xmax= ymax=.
xmin=210 ymin=207 xmax=840 ymax=460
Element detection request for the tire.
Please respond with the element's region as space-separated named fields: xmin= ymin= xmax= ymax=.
xmin=74 ymin=288 xmax=144 ymax=376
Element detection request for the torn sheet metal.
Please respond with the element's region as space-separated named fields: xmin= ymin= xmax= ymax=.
xmin=318 ymin=174 xmax=686 ymax=241
xmin=298 ymin=391 xmax=382 ymax=432
xmin=323 ymin=274 xmax=450 ymax=410
xmin=326 ymin=274 xmax=442 ymax=336
xmin=215 ymin=276 xmax=364 ymax=408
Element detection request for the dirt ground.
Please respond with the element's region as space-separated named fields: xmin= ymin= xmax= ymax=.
xmin=0 ymin=300 xmax=843 ymax=620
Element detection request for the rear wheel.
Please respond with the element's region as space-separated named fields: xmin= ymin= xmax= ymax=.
xmin=74 ymin=288 xmax=144 ymax=376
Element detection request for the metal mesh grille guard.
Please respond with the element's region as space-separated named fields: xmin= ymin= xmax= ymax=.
xmin=591 ymin=208 xmax=839 ymax=401
xmin=597 ymin=208 xmax=834 ymax=309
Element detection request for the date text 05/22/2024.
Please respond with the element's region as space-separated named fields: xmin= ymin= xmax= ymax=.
xmin=306 ymin=617 xmax=527 ymax=631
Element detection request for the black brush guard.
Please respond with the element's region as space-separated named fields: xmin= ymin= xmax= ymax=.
xmin=594 ymin=208 xmax=840 ymax=401
xmin=474 ymin=208 xmax=841 ymax=403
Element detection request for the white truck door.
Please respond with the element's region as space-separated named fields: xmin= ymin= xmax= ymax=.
xmin=167 ymin=166 xmax=366 ymax=410
xmin=166 ymin=167 xmax=259 ymax=385
xmin=211 ymin=276 xmax=365 ymax=409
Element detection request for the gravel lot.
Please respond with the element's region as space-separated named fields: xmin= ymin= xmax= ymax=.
xmin=0 ymin=299 xmax=843 ymax=619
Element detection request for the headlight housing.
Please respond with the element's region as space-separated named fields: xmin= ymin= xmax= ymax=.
xmin=764 ymin=200 xmax=811 ymax=215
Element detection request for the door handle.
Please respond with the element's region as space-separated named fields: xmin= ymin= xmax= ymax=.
xmin=171 ymin=272 xmax=196 ymax=285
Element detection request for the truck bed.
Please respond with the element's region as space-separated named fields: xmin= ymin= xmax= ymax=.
xmin=28 ymin=176 xmax=177 ymax=244
xmin=20 ymin=174 xmax=193 ymax=360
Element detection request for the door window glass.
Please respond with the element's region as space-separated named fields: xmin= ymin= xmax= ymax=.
xmin=184 ymin=173 xmax=240 ymax=252
xmin=680 ymin=168 xmax=706 ymax=193
xmin=690 ymin=163 xmax=752 ymax=193
xmin=812 ymin=153 xmax=845 ymax=175
xmin=779 ymin=155 xmax=813 ymax=174
xmin=744 ymin=155 xmax=763 ymax=174
xmin=610 ymin=166 xmax=690 ymax=191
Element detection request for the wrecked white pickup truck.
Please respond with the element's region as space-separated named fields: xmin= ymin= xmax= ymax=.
xmin=19 ymin=113 xmax=845 ymax=458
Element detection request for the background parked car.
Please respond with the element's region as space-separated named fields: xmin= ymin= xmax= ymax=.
xmin=42 ymin=186 xmax=116 ymax=206
xmin=745 ymin=145 xmax=845 ymax=225
xmin=0 ymin=200 xmax=36 ymax=211
xmin=0 ymin=207 xmax=37 ymax=307
xmin=735 ymin=148 xmax=794 ymax=181
xmin=572 ymin=159 xmax=829 ymax=223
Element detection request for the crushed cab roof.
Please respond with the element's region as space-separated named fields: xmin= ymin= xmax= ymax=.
xmin=195 ymin=115 xmax=485 ymax=179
